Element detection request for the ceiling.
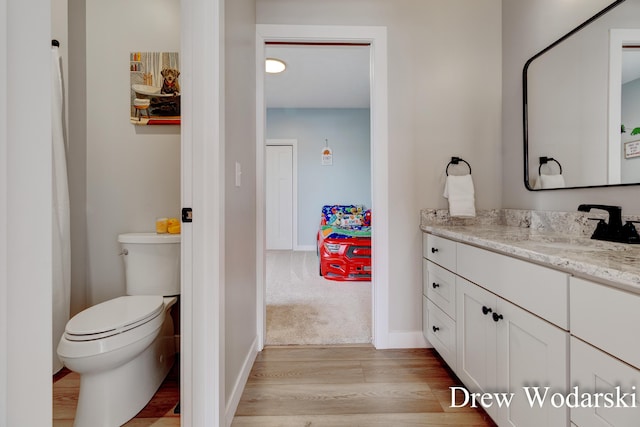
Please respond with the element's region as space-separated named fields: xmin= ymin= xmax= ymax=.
xmin=264 ymin=44 xmax=371 ymax=109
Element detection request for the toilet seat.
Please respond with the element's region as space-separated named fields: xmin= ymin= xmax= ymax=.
xmin=65 ymin=295 xmax=164 ymax=342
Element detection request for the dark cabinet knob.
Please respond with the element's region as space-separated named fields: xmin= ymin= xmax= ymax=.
xmin=492 ymin=313 xmax=504 ymax=322
xmin=432 ymin=326 xmax=440 ymax=332
xmin=431 ymin=247 xmax=439 ymax=253
xmin=482 ymin=306 xmax=492 ymax=315
xmin=432 ymin=282 xmax=440 ymax=289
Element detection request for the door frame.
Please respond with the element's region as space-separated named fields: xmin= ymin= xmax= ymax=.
xmin=180 ymin=0 xmax=225 ymax=425
xmin=255 ymin=24 xmax=390 ymax=350
xmin=266 ymin=139 xmax=298 ymax=250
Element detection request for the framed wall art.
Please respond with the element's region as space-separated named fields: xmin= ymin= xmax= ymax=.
xmin=130 ymin=52 xmax=180 ymax=125
xmin=625 ymin=140 xmax=640 ymax=159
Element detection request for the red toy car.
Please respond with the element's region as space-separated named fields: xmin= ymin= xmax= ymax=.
xmin=317 ymin=205 xmax=371 ymax=281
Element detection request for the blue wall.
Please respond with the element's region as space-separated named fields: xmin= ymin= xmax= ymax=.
xmin=267 ymin=108 xmax=371 ymax=248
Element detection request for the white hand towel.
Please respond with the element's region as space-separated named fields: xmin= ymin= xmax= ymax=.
xmin=443 ymin=174 xmax=476 ymax=217
xmin=539 ymin=174 xmax=565 ymax=189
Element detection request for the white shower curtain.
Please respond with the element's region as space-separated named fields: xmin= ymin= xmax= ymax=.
xmin=143 ymin=52 xmax=162 ymax=88
xmin=52 ymin=45 xmax=70 ymax=375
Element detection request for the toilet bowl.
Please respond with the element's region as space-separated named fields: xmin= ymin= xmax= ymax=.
xmin=57 ymin=233 xmax=180 ymax=427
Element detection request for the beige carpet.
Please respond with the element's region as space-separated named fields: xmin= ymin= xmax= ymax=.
xmin=266 ymin=250 xmax=372 ymax=345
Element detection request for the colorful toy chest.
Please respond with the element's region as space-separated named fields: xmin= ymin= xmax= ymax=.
xmin=317 ymin=205 xmax=372 ymax=281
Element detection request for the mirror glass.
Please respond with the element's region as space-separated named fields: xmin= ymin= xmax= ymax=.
xmin=524 ymin=0 xmax=640 ymax=190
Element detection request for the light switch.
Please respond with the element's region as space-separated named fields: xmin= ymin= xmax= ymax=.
xmin=235 ymin=161 xmax=241 ymax=187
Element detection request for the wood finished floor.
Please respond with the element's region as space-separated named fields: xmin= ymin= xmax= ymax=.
xmin=52 ymin=360 xmax=180 ymax=426
xmin=232 ymin=345 xmax=497 ymax=426
xmin=53 ymin=346 xmax=496 ymax=426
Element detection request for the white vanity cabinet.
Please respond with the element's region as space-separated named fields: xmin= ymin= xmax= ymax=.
xmin=423 ymin=229 xmax=640 ymax=426
xmin=423 ymin=233 xmax=570 ymax=426
xmin=456 ymin=274 xmax=569 ymax=426
xmin=455 ymin=241 xmax=570 ymax=425
xmin=569 ymin=277 xmax=640 ymax=426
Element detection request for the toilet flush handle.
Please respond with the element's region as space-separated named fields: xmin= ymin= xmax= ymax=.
xmin=119 ymin=249 xmax=129 ymax=256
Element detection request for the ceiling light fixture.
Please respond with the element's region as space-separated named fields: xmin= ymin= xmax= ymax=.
xmin=265 ymin=58 xmax=286 ymax=74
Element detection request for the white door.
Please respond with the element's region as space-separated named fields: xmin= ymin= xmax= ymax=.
xmin=266 ymin=145 xmax=293 ymax=250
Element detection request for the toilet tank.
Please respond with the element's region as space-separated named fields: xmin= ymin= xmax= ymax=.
xmin=118 ymin=233 xmax=180 ymax=296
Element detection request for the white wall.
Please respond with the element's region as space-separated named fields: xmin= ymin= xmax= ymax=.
xmin=267 ymin=108 xmax=371 ymax=247
xmin=502 ymin=0 xmax=640 ymax=214
xmin=86 ymin=0 xmax=181 ymax=305
xmin=52 ymin=0 xmax=68 ymax=125
xmin=1 ymin=0 xmax=52 ymax=424
xmin=224 ymin=0 xmax=258 ymax=414
xmin=257 ymin=0 xmax=502 ymax=334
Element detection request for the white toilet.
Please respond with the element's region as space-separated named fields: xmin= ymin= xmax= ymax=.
xmin=57 ymin=232 xmax=180 ymax=427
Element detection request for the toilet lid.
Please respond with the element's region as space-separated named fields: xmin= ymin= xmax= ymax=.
xmin=65 ymin=295 xmax=164 ymax=341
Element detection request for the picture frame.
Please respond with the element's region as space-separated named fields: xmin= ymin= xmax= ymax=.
xmin=321 ymin=147 xmax=333 ymax=165
xmin=130 ymin=52 xmax=180 ymax=125
xmin=624 ymin=140 xmax=640 ymax=159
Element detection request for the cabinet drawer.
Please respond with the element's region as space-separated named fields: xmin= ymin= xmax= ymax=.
xmin=423 ymin=259 xmax=456 ymax=319
xmin=571 ymin=277 xmax=640 ymax=369
xmin=425 ymin=297 xmax=457 ymax=372
xmin=457 ymin=242 xmax=569 ymax=329
xmin=423 ymin=233 xmax=456 ymax=271
xmin=571 ymin=337 xmax=640 ymax=427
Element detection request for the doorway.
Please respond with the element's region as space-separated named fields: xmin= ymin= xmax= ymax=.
xmin=264 ymin=43 xmax=372 ymax=345
xmin=256 ymin=24 xmax=390 ymax=349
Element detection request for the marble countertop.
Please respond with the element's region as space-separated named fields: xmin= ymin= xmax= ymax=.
xmin=421 ymin=223 xmax=640 ymax=293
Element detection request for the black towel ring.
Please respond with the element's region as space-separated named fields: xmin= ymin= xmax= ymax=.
xmin=446 ymin=157 xmax=472 ymax=176
xmin=538 ymin=156 xmax=563 ymax=175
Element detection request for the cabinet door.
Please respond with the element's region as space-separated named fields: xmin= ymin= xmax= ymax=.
xmin=496 ymin=298 xmax=569 ymax=427
xmin=456 ymin=277 xmax=498 ymax=419
xmin=571 ymin=337 xmax=640 ymax=427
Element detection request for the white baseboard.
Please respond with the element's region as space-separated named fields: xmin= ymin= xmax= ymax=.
xmin=386 ymin=330 xmax=429 ymax=349
xmin=225 ymin=335 xmax=259 ymax=427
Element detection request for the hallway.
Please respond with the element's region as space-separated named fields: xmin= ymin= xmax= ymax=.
xmin=232 ymin=345 xmax=496 ymax=426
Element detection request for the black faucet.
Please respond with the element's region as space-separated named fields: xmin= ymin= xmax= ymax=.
xmin=577 ymin=204 xmax=639 ymax=244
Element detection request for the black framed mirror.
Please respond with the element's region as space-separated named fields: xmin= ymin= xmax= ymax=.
xmin=523 ymin=0 xmax=640 ymax=190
